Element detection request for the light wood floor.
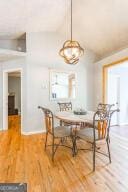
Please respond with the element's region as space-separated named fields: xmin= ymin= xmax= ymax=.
xmin=8 ymin=115 xmax=21 ymax=131
xmin=0 ymin=120 xmax=128 ymax=192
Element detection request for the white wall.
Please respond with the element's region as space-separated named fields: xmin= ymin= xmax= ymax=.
xmin=0 ymin=40 xmax=26 ymax=52
xmin=120 ymin=72 xmax=128 ymax=125
xmin=94 ymin=47 xmax=128 ymax=108
xmin=108 ymin=66 xmax=128 ymax=125
xmin=107 ymin=72 xmax=119 ymax=125
xmin=8 ymin=76 xmax=21 ymax=112
xmin=25 ymin=32 xmax=96 ymax=134
xmin=0 ymin=32 xmax=96 ymax=134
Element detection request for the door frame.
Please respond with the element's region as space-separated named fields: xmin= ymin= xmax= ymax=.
xmin=102 ymin=57 xmax=128 ymax=103
xmin=3 ymin=68 xmax=23 ymax=132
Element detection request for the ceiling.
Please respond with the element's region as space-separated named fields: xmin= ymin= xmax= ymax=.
xmin=0 ymin=0 xmax=67 ymax=39
xmin=0 ymin=0 xmax=128 ymax=58
xmin=71 ymin=0 xmax=128 ymax=59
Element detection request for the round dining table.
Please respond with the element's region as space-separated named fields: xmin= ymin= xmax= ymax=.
xmin=55 ymin=111 xmax=95 ymax=155
xmin=55 ymin=111 xmax=94 ymax=126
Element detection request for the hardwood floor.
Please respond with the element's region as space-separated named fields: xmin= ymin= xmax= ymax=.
xmin=0 ymin=121 xmax=128 ymax=192
xmin=8 ymin=115 xmax=21 ymax=131
xmin=111 ymin=125 xmax=128 ymax=138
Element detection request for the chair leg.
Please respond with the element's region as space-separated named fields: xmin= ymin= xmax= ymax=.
xmin=60 ymin=120 xmax=63 ymax=126
xmin=72 ymin=136 xmax=77 ymax=156
xmin=70 ymin=135 xmax=74 ymax=156
xmin=93 ymin=142 xmax=96 ymax=172
xmin=106 ymin=138 xmax=111 ymax=163
xmin=74 ymin=137 xmax=78 ymax=155
xmin=45 ymin=132 xmax=48 ymax=150
xmin=52 ymin=136 xmax=55 ymax=161
xmin=108 ymin=135 xmax=110 ymax=143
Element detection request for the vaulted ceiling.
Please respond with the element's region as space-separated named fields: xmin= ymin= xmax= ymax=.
xmin=0 ymin=0 xmax=67 ymax=38
xmin=0 ymin=0 xmax=128 ymax=59
xmin=71 ymin=0 xmax=128 ymax=59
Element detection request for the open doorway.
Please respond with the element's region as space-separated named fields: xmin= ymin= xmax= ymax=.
xmin=8 ymin=71 xmax=21 ymax=132
xmin=3 ymin=69 xmax=22 ymax=133
xmin=103 ymin=59 xmax=128 ymax=126
xmin=107 ymin=68 xmax=120 ymax=126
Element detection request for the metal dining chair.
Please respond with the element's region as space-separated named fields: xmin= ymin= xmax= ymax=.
xmin=58 ymin=102 xmax=72 ymax=111
xmin=57 ymin=102 xmax=73 ymax=126
xmin=74 ymin=108 xmax=120 ymax=171
xmin=80 ymin=103 xmax=115 ymax=129
xmin=38 ymin=106 xmax=73 ymax=161
xmin=97 ymin=103 xmax=115 ymax=112
xmin=97 ymin=103 xmax=117 ymax=143
xmin=58 ymin=102 xmax=83 ymax=133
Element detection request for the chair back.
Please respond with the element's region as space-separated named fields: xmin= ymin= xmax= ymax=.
xmin=93 ymin=108 xmax=119 ymax=140
xmin=38 ymin=106 xmax=54 ymax=134
xmin=97 ymin=103 xmax=115 ymax=113
xmin=58 ymin=102 xmax=72 ymax=111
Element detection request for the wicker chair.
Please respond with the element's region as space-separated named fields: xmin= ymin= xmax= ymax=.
xmin=38 ymin=106 xmax=73 ymax=161
xmin=74 ymin=108 xmax=120 ymax=171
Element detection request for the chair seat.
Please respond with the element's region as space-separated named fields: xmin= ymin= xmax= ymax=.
xmin=54 ymin=126 xmax=71 ymax=138
xmin=76 ymin=128 xmax=99 ymax=142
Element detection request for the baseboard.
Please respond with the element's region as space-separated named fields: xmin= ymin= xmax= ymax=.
xmin=110 ymin=124 xmax=119 ymax=127
xmin=111 ymin=123 xmax=128 ymax=127
xmin=119 ymin=123 xmax=128 ymax=126
xmin=22 ymin=129 xmax=46 ymax=135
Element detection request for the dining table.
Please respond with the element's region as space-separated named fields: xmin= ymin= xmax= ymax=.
xmin=55 ymin=110 xmax=95 ymax=155
xmin=55 ymin=110 xmax=95 ymax=126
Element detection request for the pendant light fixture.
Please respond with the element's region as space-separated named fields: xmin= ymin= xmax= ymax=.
xmin=59 ymin=0 xmax=84 ymax=64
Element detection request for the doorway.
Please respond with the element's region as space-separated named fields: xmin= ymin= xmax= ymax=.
xmin=103 ymin=58 xmax=128 ymax=126
xmin=107 ymin=69 xmax=120 ymax=125
xmin=3 ymin=69 xmax=22 ymax=132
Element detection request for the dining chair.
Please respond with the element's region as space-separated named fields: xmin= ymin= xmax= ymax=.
xmin=74 ymin=108 xmax=120 ymax=171
xmin=97 ymin=103 xmax=115 ymax=112
xmin=57 ymin=102 xmax=73 ymax=127
xmin=98 ymin=103 xmax=118 ymax=143
xmin=80 ymin=103 xmax=115 ymax=129
xmin=58 ymin=102 xmax=72 ymax=111
xmin=38 ymin=106 xmax=73 ymax=161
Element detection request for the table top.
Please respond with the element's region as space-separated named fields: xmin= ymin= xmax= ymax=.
xmin=55 ymin=111 xmax=94 ymax=123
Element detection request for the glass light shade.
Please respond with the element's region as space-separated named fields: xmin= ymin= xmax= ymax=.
xmin=59 ymin=40 xmax=84 ymax=64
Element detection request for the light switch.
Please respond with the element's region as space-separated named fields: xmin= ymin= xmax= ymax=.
xmin=42 ymin=83 xmax=48 ymax=89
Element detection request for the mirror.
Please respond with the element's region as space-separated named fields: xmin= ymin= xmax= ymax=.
xmin=50 ymin=70 xmax=76 ymax=100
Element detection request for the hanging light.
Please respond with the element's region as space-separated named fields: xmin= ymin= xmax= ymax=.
xmin=59 ymin=0 xmax=84 ymax=64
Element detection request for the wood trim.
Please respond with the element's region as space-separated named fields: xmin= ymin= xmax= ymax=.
xmin=102 ymin=57 xmax=128 ymax=103
xmin=102 ymin=67 xmax=107 ymax=103
xmin=102 ymin=67 xmax=108 ymax=103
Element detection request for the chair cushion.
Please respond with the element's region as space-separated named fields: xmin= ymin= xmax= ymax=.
xmin=76 ymin=128 xmax=99 ymax=142
xmin=54 ymin=126 xmax=71 ymax=138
